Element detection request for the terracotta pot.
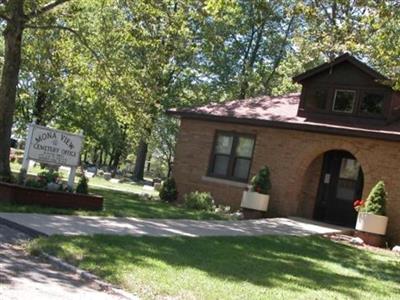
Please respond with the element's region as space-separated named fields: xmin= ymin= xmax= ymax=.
xmin=355 ymin=212 xmax=388 ymax=235
xmin=240 ymin=191 xmax=269 ymax=212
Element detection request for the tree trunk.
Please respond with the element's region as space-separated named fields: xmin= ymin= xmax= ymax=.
xmin=0 ymin=2 xmax=24 ymax=181
xmin=83 ymin=150 xmax=88 ymax=163
xmin=33 ymin=89 xmax=48 ymax=125
xmin=238 ymin=21 xmax=265 ymax=99
xmin=263 ymin=16 xmax=295 ymax=92
xmin=238 ymin=25 xmax=255 ymax=100
xmin=98 ymin=149 xmax=103 ymax=166
xmin=132 ymin=139 xmax=148 ymax=181
xmin=146 ymin=153 xmax=152 ymax=172
xmin=108 ymin=149 xmax=114 ymax=167
xmin=111 ymin=148 xmax=122 ymax=178
xmin=92 ymin=147 xmax=99 ymax=164
xmin=167 ymin=161 xmax=172 ymax=178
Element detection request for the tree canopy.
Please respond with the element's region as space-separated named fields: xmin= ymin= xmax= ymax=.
xmin=0 ymin=0 xmax=399 ymax=180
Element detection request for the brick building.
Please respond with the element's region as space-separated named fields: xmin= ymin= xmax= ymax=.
xmin=169 ymin=54 xmax=400 ymax=243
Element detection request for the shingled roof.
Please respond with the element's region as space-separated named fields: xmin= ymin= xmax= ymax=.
xmin=168 ymin=93 xmax=400 ymax=141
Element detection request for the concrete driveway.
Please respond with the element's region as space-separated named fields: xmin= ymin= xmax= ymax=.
xmin=0 ymin=224 xmax=131 ymax=300
xmin=0 ymin=213 xmax=350 ymax=237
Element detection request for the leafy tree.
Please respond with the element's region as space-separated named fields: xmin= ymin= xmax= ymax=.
xmin=2 ymin=0 xmax=399 ymax=184
xmin=196 ymin=0 xmax=298 ymax=100
xmin=12 ymin=1 xmax=145 ymax=173
xmin=119 ymin=0 xmax=202 ymax=180
xmin=363 ymin=1 xmax=400 ymax=89
xmin=148 ymin=115 xmax=179 ymax=178
xmin=294 ymin=1 xmax=370 ymax=60
xmin=0 ymin=0 xmax=71 ymax=181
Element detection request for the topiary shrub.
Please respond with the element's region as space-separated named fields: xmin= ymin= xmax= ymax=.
xmin=159 ymin=177 xmax=178 ymax=202
xmin=76 ymin=175 xmax=89 ymax=194
xmin=250 ymin=166 xmax=271 ymax=194
xmin=184 ymin=191 xmax=214 ymax=211
xmin=362 ymin=181 xmax=387 ymax=216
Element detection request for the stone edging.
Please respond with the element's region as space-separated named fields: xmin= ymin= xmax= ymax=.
xmin=0 ymin=216 xmax=138 ymax=300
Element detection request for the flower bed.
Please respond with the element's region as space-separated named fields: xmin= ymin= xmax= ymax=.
xmin=0 ymin=181 xmax=103 ymax=210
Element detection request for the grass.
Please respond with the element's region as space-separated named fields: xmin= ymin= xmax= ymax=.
xmin=86 ymin=176 xmax=158 ymax=195
xmin=28 ymin=235 xmax=400 ymax=300
xmin=0 ymin=186 xmax=228 ymax=220
xmin=10 ymin=161 xmax=157 ymax=195
xmin=5 ymin=161 xmax=226 ymax=219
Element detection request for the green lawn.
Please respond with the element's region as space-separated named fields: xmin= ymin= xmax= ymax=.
xmin=0 ymin=187 xmax=228 ymax=220
xmin=5 ymin=161 xmax=227 ymax=219
xmin=11 ymin=161 xmax=157 ymax=195
xmin=28 ymin=235 xmax=400 ymax=300
xmin=86 ymin=176 xmax=158 ymax=195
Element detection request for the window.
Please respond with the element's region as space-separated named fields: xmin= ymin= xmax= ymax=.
xmin=360 ymin=92 xmax=384 ymax=116
xmin=336 ymin=158 xmax=361 ymax=201
xmin=209 ymin=132 xmax=255 ymax=181
xmin=332 ymin=89 xmax=356 ymax=113
xmin=305 ymin=88 xmax=328 ymax=111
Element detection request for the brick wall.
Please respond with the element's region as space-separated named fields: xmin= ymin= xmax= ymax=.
xmin=173 ymin=117 xmax=400 ymax=243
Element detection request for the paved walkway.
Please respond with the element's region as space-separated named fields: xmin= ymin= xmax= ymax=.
xmin=0 ymin=224 xmax=131 ymax=300
xmin=0 ymin=213 xmax=350 ymax=237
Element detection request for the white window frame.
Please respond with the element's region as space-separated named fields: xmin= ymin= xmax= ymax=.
xmin=332 ymin=89 xmax=357 ymax=113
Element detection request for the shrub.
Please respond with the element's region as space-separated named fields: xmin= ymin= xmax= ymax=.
xmin=38 ymin=169 xmax=61 ymax=184
xmin=362 ymin=181 xmax=387 ymax=216
xmin=159 ymin=177 xmax=178 ymax=202
xmin=76 ymin=175 xmax=89 ymax=194
xmin=25 ymin=179 xmax=45 ymax=189
xmin=251 ymin=166 xmax=271 ymax=194
xmin=184 ymin=191 xmax=214 ymax=211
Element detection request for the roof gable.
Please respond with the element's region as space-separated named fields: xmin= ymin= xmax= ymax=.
xmin=293 ymin=53 xmax=388 ymax=84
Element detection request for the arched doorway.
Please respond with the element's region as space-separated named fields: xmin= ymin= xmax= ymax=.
xmin=313 ymin=150 xmax=364 ymax=227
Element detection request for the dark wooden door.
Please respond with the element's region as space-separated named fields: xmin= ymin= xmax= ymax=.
xmin=314 ymin=150 xmax=363 ymax=227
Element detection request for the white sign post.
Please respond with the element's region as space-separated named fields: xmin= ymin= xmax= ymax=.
xmin=21 ymin=123 xmax=84 ymax=189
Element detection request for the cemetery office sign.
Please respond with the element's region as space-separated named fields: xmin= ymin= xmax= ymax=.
xmin=26 ymin=124 xmax=83 ymax=167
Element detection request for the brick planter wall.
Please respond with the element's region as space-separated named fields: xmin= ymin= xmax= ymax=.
xmin=0 ymin=182 xmax=103 ymax=210
xmin=173 ymin=118 xmax=400 ymax=243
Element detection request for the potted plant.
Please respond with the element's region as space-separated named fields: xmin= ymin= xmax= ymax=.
xmin=240 ymin=166 xmax=271 ymax=212
xmin=37 ymin=169 xmax=63 ymax=191
xmin=355 ymin=181 xmax=388 ymax=235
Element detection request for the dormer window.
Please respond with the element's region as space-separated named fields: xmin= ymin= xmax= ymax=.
xmin=294 ymin=54 xmax=397 ymax=123
xmin=360 ymin=92 xmax=385 ymax=116
xmin=332 ymin=89 xmax=356 ymax=113
xmin=305 ymin=88 xmax=328 ymax=111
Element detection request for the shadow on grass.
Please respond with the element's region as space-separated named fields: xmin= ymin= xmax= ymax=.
xmin=0 ymin=187 xmax=227 ymax=220
xmin=97 ymin=188 xmax=227 ymax=220
xmin=30 ymin=235 xmax=400 ymax=299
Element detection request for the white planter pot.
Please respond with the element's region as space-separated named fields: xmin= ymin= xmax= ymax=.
xmin=240 ymin=191 xmax=269 ymax=212
xmin=47 ymin=182 xmax=61 ymax=192
xmin=355 ymin=212 xmax=388 ymax=235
